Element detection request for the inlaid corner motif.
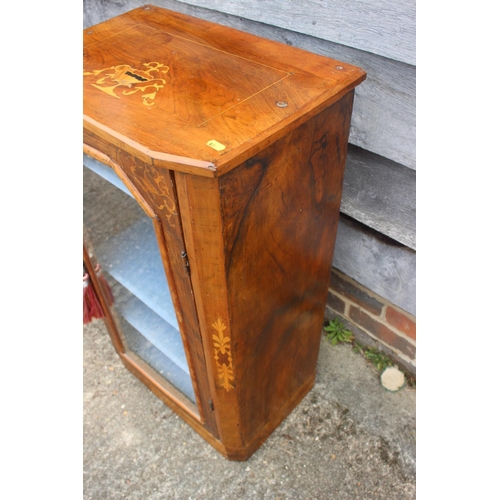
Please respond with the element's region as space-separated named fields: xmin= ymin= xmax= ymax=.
xmin=212 ymin=318 xmax=235 ymax=391
xmin=83 ymin=62 xmax=169 ymax=106
xmin=118 ymin=152 xmax=178 ymax=227
xmin=130 ymin=160 xmax=178 ymax=227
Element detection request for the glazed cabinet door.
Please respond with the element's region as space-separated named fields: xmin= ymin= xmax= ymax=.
xmin=83 ymin=146 xmax=218 ymax=437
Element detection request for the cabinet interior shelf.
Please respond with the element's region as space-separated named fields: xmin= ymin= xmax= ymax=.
xmin=83 ymin=155 xmax=194 ymax=401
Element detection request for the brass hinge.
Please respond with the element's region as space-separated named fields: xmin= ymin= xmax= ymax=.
xmin=180 ymin=250 xmax=190 ymax=276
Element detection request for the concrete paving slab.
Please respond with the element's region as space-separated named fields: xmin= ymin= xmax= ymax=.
xmin=83 ymin=319 xmax=415 ymax=499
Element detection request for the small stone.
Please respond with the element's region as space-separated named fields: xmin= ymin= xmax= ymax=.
xmin=381 ymin=366 xmax=405 ymax=392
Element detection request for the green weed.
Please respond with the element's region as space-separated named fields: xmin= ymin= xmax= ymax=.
xmin=324 ymin=318 xmax=354 ymax=346
xmin=326 ymin=320 xmax=394 ymax=372
xmin=325 ymin=318 xmax=415 ymax=387
xmin=360 ymin=345 xmax=393 ymax=371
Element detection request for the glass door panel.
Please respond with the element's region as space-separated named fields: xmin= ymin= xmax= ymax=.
xmin=83 ymin=154 xmax=196 ymax=404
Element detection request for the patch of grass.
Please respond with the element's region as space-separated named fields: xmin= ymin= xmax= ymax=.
xmin=324 ymin=318 xmax=354 ymax=346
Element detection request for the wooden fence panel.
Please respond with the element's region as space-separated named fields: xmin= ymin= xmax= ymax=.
xmin=333 ymin=216 xmax=416 ymax=315
xmin=342 ymin=146 xmax=416 ymax=250
xmin=182 ymin=0 xmax=416 ymax=65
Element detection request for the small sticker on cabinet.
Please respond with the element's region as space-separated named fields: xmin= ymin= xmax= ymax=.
xmin=206 ymin=140 xmax=226 ymax=151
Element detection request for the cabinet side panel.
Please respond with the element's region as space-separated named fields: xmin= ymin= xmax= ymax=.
xmin=219 ymin=91 xmax=355 ymax=444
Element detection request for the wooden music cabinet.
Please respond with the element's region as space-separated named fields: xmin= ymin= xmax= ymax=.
xmin=83 ymin=5 xmax=365 ymax=461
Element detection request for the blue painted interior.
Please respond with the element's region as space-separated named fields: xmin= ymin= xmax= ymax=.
xmin=84 ymin=155 xmax=195 ymax=402
xmin=97 ymin=216 xmax=180 ymax=330
xmin=84 ymin=153 xmax=132 ymax=196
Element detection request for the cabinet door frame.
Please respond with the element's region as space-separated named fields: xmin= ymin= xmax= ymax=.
xmin=83 ymin=138 xmax=219 ymax=440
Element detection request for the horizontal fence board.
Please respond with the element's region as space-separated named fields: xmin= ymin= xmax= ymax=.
xmin=248 ymin=23 xmax=416 ymax=169
xmin=84 ymin=0 xmax=416 ymax=169
xmin=181 ymin=0 xmax=416 ymax=65
xmin=161 ymin=0 xmax=416 ymax=169
xmin=342 ymin=146 xmax=416 ymax=249
xmin=214 ymin=12 xmax=416 ymax=169
xmin=83 ymin=0 xmax=141 ymax=28
xmin=333 ymin=216 xmax=416 ymax=315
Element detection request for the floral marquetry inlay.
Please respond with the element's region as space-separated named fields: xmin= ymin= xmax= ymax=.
xmin=212 ymin=318 xmax=235 ymax=391
xmin=83 ymin=62 xmax=169 ymax=107
xmin=128 ymin=161 xmax=178 ymax=226
xmin=116 ymin=151 xmax=178 ymax=227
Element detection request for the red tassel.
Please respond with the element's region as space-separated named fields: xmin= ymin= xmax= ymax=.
xmin=83 ymin=273 xmax=92 ymax=324
xmin=83 ymin=271 xmax=105 ymax=324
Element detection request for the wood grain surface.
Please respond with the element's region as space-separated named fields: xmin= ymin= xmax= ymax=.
xmin=83 ymin=4 xmax=365 ymax=175
xmin=173 ymin=93 xmax=354 ymax=458
xmin=84 ymin=0 xmax=415 ymax=170
xmin=220 ymin=93 xmax=354 ymax=450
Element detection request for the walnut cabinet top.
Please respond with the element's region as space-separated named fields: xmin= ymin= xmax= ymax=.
xmin=83 ymin=4 xmax=366 ymax=177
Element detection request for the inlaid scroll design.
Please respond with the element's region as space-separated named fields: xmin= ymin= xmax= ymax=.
xmin=128 ymin=160 xmax=178 ymax=227
xmin=212 ymin=318 xmax=235 ymax=391
xmin=83 ymin=62 xmax=169 ymax=106
xmin=117 ymin=151 xmax=178 ymax=227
